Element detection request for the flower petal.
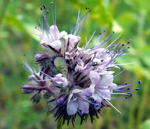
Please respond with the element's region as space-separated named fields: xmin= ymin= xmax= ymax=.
xmin=97 ymin=89 xmax=112 ymax=100
xmin=79 ymin=84 xmax=95 ymax=97
xmin=49 ymin=40 xmax=62 ymax=50
xmin=40 ymin=32 xmax=52 ymax=44
xmin=91 ymin=94 xmax=102 ymax=103
xmin=68 ymin=34 xmax=80 ymax=51
xmin=59 ymin=31 xmax=68 ymax=39
xmin=89 ymin=71 xmax=100 ymax=85
xmin=67 ymin=99 xmax=78 ymax=115
xmin=78 ymin=99 xmax=89 ymax=114
xmin=100 ymin=74 xmax=114 ymax=86
xmin=52 ymin=74 xmax=68 ymax=88
xmin=68 ymin=34 xmax=80 ymax=43
xmin=49 ymin=25 xmax=60 ymax=40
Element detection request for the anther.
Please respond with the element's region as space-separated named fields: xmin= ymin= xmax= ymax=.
xmin=138 ymin=80 xmax=142 ymax=84
xmin=46 ymin=11 xmax=49 ymax=14
xmin=128 ymin=93 xmax=132 ymax=97
xmin=127 ymin=41 xmax=130 ymax=44
xmin=43 ymin=5 xmax=46 ymax=9
xmin=85 ymin=7 xmax=91 ymax=12
xmin=135 ymin=88 xmax=140 ymax=91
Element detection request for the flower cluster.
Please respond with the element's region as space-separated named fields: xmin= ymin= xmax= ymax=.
xmin=21 ymin=6 xmax=141 ymax=125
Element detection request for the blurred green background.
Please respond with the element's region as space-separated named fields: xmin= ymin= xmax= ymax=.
xmin=0 ymin=0 xmax=150 ymax=129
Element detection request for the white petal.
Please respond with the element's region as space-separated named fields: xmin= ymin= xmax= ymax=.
xmin=49 ymin=40 xmax=61 ymax=50
xmin=62 ymin=79 xmax=68 ymax=87
xmin=75 ymin=59 xmax=84 ymax=72
xmin=93 ymin=58 xmax=101 ymax=63
xmin=92 ymin=94 xmax=102 ymax=103
xmin=68 ymin=34 xmax=80 ymax=50
xmin=68 ymin=34 xmax=80 ymax=42
xmin=72 ymin=89 xmax=82 ymax=94
xmin=98 ymin=70 xmax=114 ymax=75
xmin=56 ymin=73 xmax=63 ymax=77
xmin=67 ymin=100 xmax=78 ymax=115
xmin=40 ymin=33 xmax=52 ymax=44
xmin=89 ymin=71 xmax=100 ymax=85
xmin=100 ymin=74 xmax=114 ymax=86
xmin=102 ymin=56 xmax=111 ymax=64
xmin=97 ymin=89 xmax=112 ymax=100
xmin=49 ymin=25 xmax=60 ymax=40
xmin=52 ymin=74 xmax=68 ymax=88
xmin=59 ymin=31 xmax=67 ymax=38
xmin=78 ymin=99 xmax=89 ymax=114
xmin=79 ymin=84 xmax=95 ymax=97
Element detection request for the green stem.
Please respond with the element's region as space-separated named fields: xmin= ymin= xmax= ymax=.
xmin=0 ymin=0 xmax=11 ymax=26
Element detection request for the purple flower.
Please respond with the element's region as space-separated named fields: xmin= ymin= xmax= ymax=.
xmin=51 ymin=74 xmax=68 ymax=88
xmin=21 ymin=6 xmax=141 ymax=125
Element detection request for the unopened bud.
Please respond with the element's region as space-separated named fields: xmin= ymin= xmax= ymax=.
xmin=21 ymin=84 xmax=35 ymax=94
xmin=35 ymin=53 xmax=50 ymax=63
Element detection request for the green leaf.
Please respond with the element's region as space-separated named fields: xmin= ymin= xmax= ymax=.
xmin=140 ymin=120 xmax=150 ymax=129
xmin=4 ymin=14 xmax=39 ymax=40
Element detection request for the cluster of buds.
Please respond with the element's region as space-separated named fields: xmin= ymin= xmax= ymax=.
xmin=21 ymin=6 xmax=141 ymax=125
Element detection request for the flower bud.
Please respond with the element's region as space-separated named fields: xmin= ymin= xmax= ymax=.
xmin=56 ymin=95 xmax=67 ymax=105
xmin=21 ymin=84 xmax=35 ymax=94
xmin=35 ymin=53 xmax=50 ymax=63
xmin=52 ymin=74 xmax=68 ymax=88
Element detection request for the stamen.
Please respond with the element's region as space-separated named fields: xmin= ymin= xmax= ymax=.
xmin=115 ymin=63 xmax=135 ymax=66
xmin=73 ymin=9 xmax=81 ymax=35
xmin=114 ymin=69 xmax=126 ymax=78
xmin=85 ymin=31 xmax=96 ymax=48
xmin=99 ymin=32 xmax=115 ymax=46
xmin=106 ymin=34 xmax=121 ymax=49
xmin=77 ymin=8 xmax=91 ymax=35
xmin=112 ymin=92 xmax=132 ymax=97
xmin=50 ymin=1 xmax=56 ymax=25
xmin=93 ymin=31 xmax=106 ymax=48
xmin=105 ymin=99 xmax=122 ymax=114
xmin=111 ymin=96 xmax=131 ymax=99
xmin=40 ymin=5 xmax=49 ymax=32
xmin=113 ymin=88 xmax=130 ymax=92
xmin=73 ymin=8 xmax=91 ymax=35
xmin=116 ymin=81 xmax=142 ymax=90
xmin=40 ymin=5 xmax=55 ymax=42
xmin=24 ymin=62 xmax=34 ymax=73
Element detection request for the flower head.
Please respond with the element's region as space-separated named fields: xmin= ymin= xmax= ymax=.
xmin=21 ymin=5 xmax=141 ymax=125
